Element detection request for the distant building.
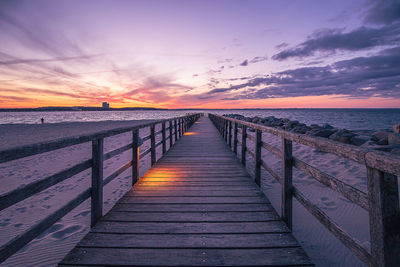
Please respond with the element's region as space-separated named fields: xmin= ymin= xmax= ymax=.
xmin=102 ymin=102 xmax=110 ymax=109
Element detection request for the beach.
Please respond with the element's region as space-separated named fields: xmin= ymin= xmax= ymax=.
xmin=0 ymin=119 xmax=167 ymax=266
xmin=0 ymin=110 xmax=399 ymax=266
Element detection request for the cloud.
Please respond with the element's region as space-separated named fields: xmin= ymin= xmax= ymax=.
xmin=249 ymin=56 xmax=268 ymax=64
xmin=239 ymin=59 xmax=248 ymax=66
xmin=0 ymin=55 xmax=97 ymax=66
xmin=272 ymin=24 xmax=400 ymax=60
xmin=205 ymin=46 xmax=400 ymax=100
xmin=363 ymin=0 xmax=400 ymax=25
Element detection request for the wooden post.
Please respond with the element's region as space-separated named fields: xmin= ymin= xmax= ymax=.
xmin=150 ymin=125 xmax=156 ymax=165
xmin=91 ymin=138 xmax=103 ymax=227
xmin=132 ymin=130 xmax=139 ymax=185
xmin=367 ymin=167 xmax=400 ymax=266
xmin=234 ymin=122 xmax=238 ymax=154
xmin=169 ymin=120 xmax=173 ymax=147
xmin=162 ymin=122 xmax=166 ymax=154
xmin=225 ymin=120 xmax=228 ymax=143
xmin=174 ymin=119 xmax=178 ymax=141
xmin=255 ymin=130 xmax=262 ymax=186
xmin=229 ymin=121 xmax=232 ymax=148
xmin=282 ymin=137 xmax=293 ymax=230
xmin=178 ymin=118 xmax=181 ymax=137
xmin=241 ymin=125 xmax=247 ymax=166
xmin=182 ymin=118 xmax=185 ymax=134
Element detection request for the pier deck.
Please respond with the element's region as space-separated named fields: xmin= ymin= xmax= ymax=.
xmin=59 ymin=116 xmax=313 ymax=266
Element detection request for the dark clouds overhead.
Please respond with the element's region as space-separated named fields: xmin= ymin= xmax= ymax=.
xmin=272 ymin=24 xmax=400 ymax=60
xmin=206 ymin=46 xmax=400 ymax=100
xmin=273 ymin=0 xmax=400 ymax=61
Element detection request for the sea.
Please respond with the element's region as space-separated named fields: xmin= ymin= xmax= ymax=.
xmin=0 ymin=108 xmax=399 ymax=267
xmin=1 ymin=108 xmax=399 ymax=131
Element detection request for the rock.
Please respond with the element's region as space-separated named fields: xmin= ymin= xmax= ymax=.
xmin=329 ymin=129 xmax=356 ymax=144
xmin=310 ymin=124 xmax=319 ymax=128
xmin=350 ymin=135 xmax=370 ymax=146
xmin=377 ymin=138 xmax=388 ymax=145
xmin=388 ymin=133 xmax=400 ymax=145
xmin=371 ymin=131 xmax=389 ymax=142
xmin=394 ymin=123 xmax=400 ymax=134
xmin=322 ymin=123 xmax=334 ymax=130
xmin=292 ymin=125 xmax=309 ymax=134
xmin=307 ymin=128 xmax=336 ymax=138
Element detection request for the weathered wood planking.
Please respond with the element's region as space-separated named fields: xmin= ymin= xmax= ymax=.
xmin=59 ymin=116 xmax=313 ymax=266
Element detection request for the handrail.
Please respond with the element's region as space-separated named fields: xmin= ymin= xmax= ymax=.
xmin=0 ymin=113 xmax=201 ymax=264
xmin=209 ymin=113 xmax=399 ymax=267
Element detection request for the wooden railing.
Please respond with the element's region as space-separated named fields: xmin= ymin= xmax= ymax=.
xmin=209 ymin=114 xmax=400 ymax=267
xmin=0 ymin=113 xmax=201 ymax=264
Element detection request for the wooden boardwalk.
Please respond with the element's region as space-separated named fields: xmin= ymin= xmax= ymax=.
xmin=59 ymin=116 xmax=313 ymax=266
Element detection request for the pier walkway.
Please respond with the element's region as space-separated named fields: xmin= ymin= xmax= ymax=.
xmin=59 ymin=117 xmax=313 ymax=266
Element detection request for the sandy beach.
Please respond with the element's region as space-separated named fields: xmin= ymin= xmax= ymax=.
xmin=0 ymin=119 xmax=168 ymax=266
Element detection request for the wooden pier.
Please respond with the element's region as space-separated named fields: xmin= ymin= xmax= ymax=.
xmin=1 ymin=113 xmax=399 ymax=266
xmin=58 ymin=116 xmax=313 ymax=266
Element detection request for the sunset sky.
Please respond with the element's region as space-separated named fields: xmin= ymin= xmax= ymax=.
xmin=0 ymin=0 xmax=399 ymax=108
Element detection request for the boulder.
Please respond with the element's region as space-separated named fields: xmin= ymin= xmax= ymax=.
xmin=322 ymin=123 xmax=334 ymax=130
xmin=329 ymin=129 xmax=356 ymax=144
xmin=377 ymin=138 xmax=388 ymax=145
xmin=371 ymin=131 xmax=389 ymax=142
xmin=388 ymin=133 xmax=400 ymax=145
xmin=350 ymin=135 xmax=370 ymax=146
xmin=307 ymin=128 xmax=336 ymax=138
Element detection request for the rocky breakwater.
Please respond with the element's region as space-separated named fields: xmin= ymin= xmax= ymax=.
xmin=223 ymin=114 xmax=400 ymax=154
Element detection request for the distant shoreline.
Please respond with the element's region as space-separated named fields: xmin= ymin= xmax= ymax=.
xmin=0 ymin=107 xmax=399 ymax=112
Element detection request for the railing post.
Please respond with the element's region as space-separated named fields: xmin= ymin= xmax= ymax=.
xmin=241 ymin=125 xmax=247 ymax=166
xmin=234 ymin=122 xmax=238 ymax=154
xmin=169 ymin=120 xmax=173 ymax=147
xmin=255 ymin=129 xmax=262 ymax=186
xmin=282 ymin=137 xmax=293 ymax=230
xmin=174 ymin=119 xmax=178 ymax=141
xmin=162 ymin=122 xmax=166 ymax=154
xmin=367 ymin=167 xmax=400 ymax=266
xmin=91 ymin=138 xmax=103 ymax=227
xmin=182 ymin=118 xmax=185 ymax=134
xmin=225 ymin=120 xmax=228 ymax=143
xmin=132 ymin=130 xmax=139 ymax=185
xmin=150 ymin=125 xmax=156 ymax=165
xmin=229 ymin=121 xmax=232 ymax=148
xmin=178 ymin=118 xmax=182 ymax=137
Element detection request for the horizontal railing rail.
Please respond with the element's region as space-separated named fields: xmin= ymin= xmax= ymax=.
xmin=209 ymin=113 xmax=399 ymax=267
xmin=0 ymin=113 xmax=201 ymax=264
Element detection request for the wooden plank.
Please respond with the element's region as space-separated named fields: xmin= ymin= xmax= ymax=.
xmin=60 ymin=247 xmax=312 ymax=266
xmin=91 ymin=221 xmax=290 ymax=234
xmin=126 ymin=190 xmax=261 ymax=197
xmin=102 ymin=211 xmax=279 ymax=222
xmin=78 ymin=233 xmax=299 ymax=248
xmin=119 ymin=196 xmax=269 ymax=204
xmin=112 ymin=203 xmax=273 ymax=212
xmin=104 ymin=142 xmax=133 ymax=161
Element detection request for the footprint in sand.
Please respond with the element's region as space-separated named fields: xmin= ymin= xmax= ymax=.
xmin=320 ymin=196 xmax=337 ymax=210
xmin=51 ymin=225 xmax=82 ymax=240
